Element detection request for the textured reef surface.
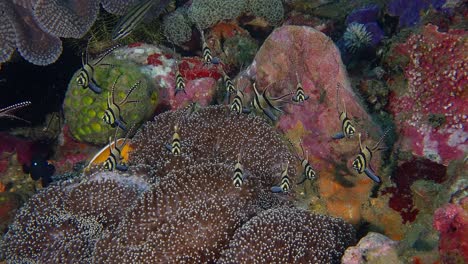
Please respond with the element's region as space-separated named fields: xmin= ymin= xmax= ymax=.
xmin=0 ymin=0 xmax=467 ymax=263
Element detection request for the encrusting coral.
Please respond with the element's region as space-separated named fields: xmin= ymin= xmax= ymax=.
xmin=2 ymin=106 xmax=356 ymax=263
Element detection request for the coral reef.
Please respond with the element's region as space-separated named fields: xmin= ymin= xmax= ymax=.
xmin=2 ymin=106 xmax=356 ymax=263
xmin=247 ymin=0 xmax=284 ymax=26
xmin=162 ymin=7 xmax=193 ymax=45
xmin=188 ymin=0 xmax=247 ymax=30
xmin=218 ymin=207 xmax=355 ymax=263
xmin=382 ymin=158 xmax=447 ymax=224
xmin=2 ymin=171 xmax=149 ymax=263
xmin=387 ymin=0 xmax=448 ymax=27
xmin=242 ymin=25 xmax=385 ymax=224
xmin=343 ymin=23 xmax=374 ymax=53
xmin=0 ymin=0 xmax=164 ymax=65
xmin=94 ymin=162 xmax=258 ymax=262
xmin=130 ymin=105 xmax=297 ymax=186
xmin=65 ymin=45 xmax=161 ymax=145
xmin=433 ymin=198 xmax=468 ymax=263
xmin=387 ymin=24 xmax=467 ymax=164
xmin=342 ymin=232 xmax=402 ymax=264
xmin=0 ymin=132 xmax=38 ymax=171
xmin=162 ymin=0 xmax=284 ymax=44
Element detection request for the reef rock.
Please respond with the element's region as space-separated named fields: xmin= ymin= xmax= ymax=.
xmin=341 ymin=232 xmax=402 ymax=264
xmin=433 ymin=198 xmax=468 ymax=263
xmin=387 ymin=24 xmax=467 ymax=165
xmin=243 ymin=25 xmax=384 ymax=224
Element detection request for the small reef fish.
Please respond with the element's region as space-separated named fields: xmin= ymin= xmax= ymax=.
xmin=352 ymin=130 xmax=389 ymax=183
xmin=112 ymin=0 xmax=155 ymax=41
xmin=198 ymin=27 xmax=221 ymax=65
xmin=76 ymin=42 xmax=120 ymax=94
xmin=230 ymin=88 xmax=250 ymax=115
xmin=174 ymin=64 xmax=186 ymax=96
xmin=165 ymin=123 xmax=181 ymax=156
xmin=85 ymin=138 xmax=133 ymax=172
xmin=232 ymin=152 xmax=245 ymax=188
xmin=295 ymin=140 xmax=317 ymax=184
xmin=252 ymin=82 xmax=292 ymax=122
xmin=332 ymin=83 xmax=356 ymax=140
xmin=201 ymin=34 xmax=213 ymax=64
xmin=103 ymin=75 xmax=140 ymax=131
xmin=292 ymin=73 xmax=310 ymax=103
xmin=223 ymin=72 xmax=236 ymax=95
xmin=26 ymin=156 xmax=55 ymax=187
xmin=271 ymin=162 xmax=291 ymax=193
xmin=104 ymin=126 xmax=134 ymax=171
xmin=0 ymin=101 xmax=31 ymax=123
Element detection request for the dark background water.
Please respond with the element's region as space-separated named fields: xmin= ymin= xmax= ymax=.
xmin=0 ymin=42 xmax=81 ymax=131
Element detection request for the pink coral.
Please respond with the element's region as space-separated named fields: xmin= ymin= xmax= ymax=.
xmin=388 ymin=24 xmax=467 ymax=164
xmin=164 ymin=57 xmax=223 ymax=110
xmin=0 ymin=132 xmax=38 ymax=173
xmin=433 ymin=198 xmax=468 ymax=263
xmin=242 ymin=25 xmax=383 ymax=224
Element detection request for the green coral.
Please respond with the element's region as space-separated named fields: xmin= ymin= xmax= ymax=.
xmin=64 ymin=59 xmax=159 ymax=145
xmin=162 ymin=7 xmax=193 ymax=45
xmin=188 ymin=0 xmax=247 ymax=29
xmin=162 ymin=0 xmax=284 ymax=44
xmin=223 ymin=35 xmax=258 ymax=68
xmin=247 ymin=0 xmax=284 ymax=25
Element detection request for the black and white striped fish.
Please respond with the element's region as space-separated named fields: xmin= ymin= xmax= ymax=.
xmin=295 ymin=140 xmax=317 ymax=184
xmin=102 ymin=75 xmax=140 ymax=131
xmin=165 ymin=123 xmax=181 ymax=156
xmin=292 ymin=73 xmax=310 ymax=103
xmin=232 ymin=153 xmax=245 ymax=188
xmin=103 ymin=126 xmax=134 ymax=172
xmin=271 ymin=162 xmax=291 ymax=193
xmin=332 ymin=83 xmax=356 ymax=140
xmin=251 ymin=82 xmax=292 ymax=122
xmin=352 ymin=130 xmax=389 ymax=183
xmin=112 ymin=0 xmax=171 ymax=41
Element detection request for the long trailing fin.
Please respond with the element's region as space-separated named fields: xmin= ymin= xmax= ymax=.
xmin=93 ymin=44 xmax=122 ymax=66
xmin=120 ymin=80 xmax=141 ymax=105
xmin=372 ymin=128 xmax=391 ymax=151
xmin=0 ymin=101 xmax=31 ymax=113
xmin=111 ymin=73 xmax=123 ymax=104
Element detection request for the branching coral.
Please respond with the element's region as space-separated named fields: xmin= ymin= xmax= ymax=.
xmin=218 ymin=207 xmax=356 ymax=263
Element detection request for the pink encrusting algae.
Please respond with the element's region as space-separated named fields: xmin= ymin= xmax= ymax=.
xmin=388 ymin=24 xmax=467 ymax=164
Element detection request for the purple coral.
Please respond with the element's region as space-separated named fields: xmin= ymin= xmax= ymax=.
xmin=345 ymin=5 xmax=384 ymax=49
xmin=0 ymin=0 xmax=148 ymax=66
xmin=218 ymin=207 xmax=356 ymax=263
xmin=387 ymin=0 xmax=448 ymax=27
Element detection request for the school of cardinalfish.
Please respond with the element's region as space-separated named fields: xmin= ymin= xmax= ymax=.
xmin=0 ymin=14 xmax=389 ymax=193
